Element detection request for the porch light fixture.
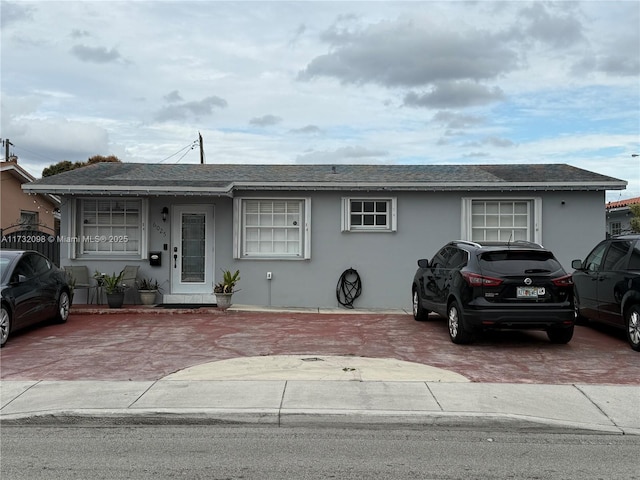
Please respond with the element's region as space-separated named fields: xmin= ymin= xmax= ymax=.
xmin=161 ymin=207 xmax=169 ymax=222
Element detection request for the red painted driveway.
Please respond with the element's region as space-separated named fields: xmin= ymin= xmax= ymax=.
xmin=1 ymin=307 xmax=637 ymax=384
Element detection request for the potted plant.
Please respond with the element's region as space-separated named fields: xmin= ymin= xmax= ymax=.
xmin=138 ymin=277 xmax=161 ymax=306
xmin=93 ymin=270 xmax=106 ymax=304
xmin=103 ymin=271 xmax=125 ymax=308
xmin=213 ymin=269 xmax=240 ymax=309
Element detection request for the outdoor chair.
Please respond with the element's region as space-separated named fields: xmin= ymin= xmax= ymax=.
xmin=120 ymin=265 xmax=139 ymax=304
xmin=64 ymin=265 xmax=95 ymax=304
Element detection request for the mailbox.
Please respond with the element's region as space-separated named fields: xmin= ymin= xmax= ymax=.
xmin=149 ymin=251 xmax=162 ymax=266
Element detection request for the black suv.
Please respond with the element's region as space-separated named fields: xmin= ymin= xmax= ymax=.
xmin=412 ymin=240 xmax=575 ymax=345
xmin=572 ymin=234 xmax=640 ymax=351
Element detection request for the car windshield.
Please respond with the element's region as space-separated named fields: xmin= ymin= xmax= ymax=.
xmin=479 ymin=250 xmax=561 ymax=275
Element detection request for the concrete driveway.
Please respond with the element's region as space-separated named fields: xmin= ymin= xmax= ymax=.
xmin=0 ymin=306 xmax=637 ymax=384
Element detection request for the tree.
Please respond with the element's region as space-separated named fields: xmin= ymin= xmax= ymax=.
xmin=630 ymin=204 xmax=640 ymax=233
xmin=42 ymin=155 xmax=121 ymax=177
xmin=42 ymin=160 xmax=78 ymax=177
xmin=87 ymin=155 xmax=121 ymax=165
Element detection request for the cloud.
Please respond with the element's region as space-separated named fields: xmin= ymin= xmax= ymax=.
xmin=463 ymin=151 xmax=491 ymax=158
xmin=70 ymin=44 xmax=122 ymax=63
xmin=289 ymin=23 xmax=307 ymax=46
xmin=518 ymin=3 xmax=585 ymax=48
xmin=485 ymin=136 xmax=516 ymax=148
xmin=0 ymin=1 xmax=34 ymax=28
xmin=290 ymin=125 xmax=322 ymax=135
xmin=70 ymin=29 xmax=91 ymax=39
xmin=298 ymin=18 xmax=519 ymax=87
xmin=464 ymin=136 xmax=516 ymax=148
xmin=164 ymin=90 xmax=184 ymax=103
xmin=404 ymin=82 xmax=505 ymax=109
xmin=154 ymin=96 xmax=228 ymax=122
xmin=577 ymin=34 xmax=640 ymax=77
xmin=296 ymin=146 xmax=388 ymax=164
xmin=432 ymin=111 xmax=485 ymax=129
xmin=8 ymin=118 xmax=111 ymax=174
xmin=597 ymin=53 xmax=640 ymax=76
xmin=249 ymin=114 xmax=282 ymax=127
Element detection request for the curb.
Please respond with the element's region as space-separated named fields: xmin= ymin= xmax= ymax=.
xmin=1 ymin=409 xmax=635 ymax=435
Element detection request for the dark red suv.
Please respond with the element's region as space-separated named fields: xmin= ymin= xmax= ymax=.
xmin=412 ymin=240 xmax=575 ymax=345
xmin=572 ymin=234 xmax=640 ymax=351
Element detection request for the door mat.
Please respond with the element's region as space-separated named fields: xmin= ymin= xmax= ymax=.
xmin=156 ymin=304 xmax=217 ymax=309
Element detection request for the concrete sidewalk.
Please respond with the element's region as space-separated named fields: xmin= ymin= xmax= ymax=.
xmin=2 ymin=370 xmax=639 ymax=434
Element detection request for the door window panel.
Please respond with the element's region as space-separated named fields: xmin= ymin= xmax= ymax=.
xmin=181 ymin=213 xmax=206 ymax=283
xmin=584 ymin=243 xmax=607 ymax=272
xmin=602 ymin=241 xmax=632 ymax=271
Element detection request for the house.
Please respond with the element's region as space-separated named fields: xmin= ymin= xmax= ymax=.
xmin=605 ymin=196 xmax=640 ymax=236
xmin=1 ymin=159 xmax=59 ymax=233
xmin=1 ymin=158 xmax=61 ymax=262
xmin=23 ymin=162 xmax=626 ymax=309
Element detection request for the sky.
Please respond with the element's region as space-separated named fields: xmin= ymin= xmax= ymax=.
xmin=1 ymin=0 xmax=639 ymax=202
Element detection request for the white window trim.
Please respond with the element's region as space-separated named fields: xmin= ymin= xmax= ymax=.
xmin=341 ymin=197 xmax=397 ymax=232
xmin=609 ymin=221 xmax=622 ymax=236
xmin=461 ymin=197 xmax=542 ymax=244
xmin=70 ymin=197 xmax=148 ymax=260
xmin=233 ymin=197 xmax=311 ymax=260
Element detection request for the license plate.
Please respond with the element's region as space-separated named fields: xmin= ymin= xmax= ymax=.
xmin=517 ymin=286 xmax=545 ymax=298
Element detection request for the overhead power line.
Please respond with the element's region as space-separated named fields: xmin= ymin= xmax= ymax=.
xmin=158 ymin=140 xmax=198 ymax=163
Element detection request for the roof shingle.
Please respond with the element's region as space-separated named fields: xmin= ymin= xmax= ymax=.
xmin=24 ymin=162 xmax=626 ymax=196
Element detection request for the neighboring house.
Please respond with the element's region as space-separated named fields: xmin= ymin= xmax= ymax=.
xmin=1 ymin=159 xmax=59 ymax=233
xmin=605 ymin=196 xmax=640 ymax=236
xmin=23 ymin=162 xmax=626 ymax=309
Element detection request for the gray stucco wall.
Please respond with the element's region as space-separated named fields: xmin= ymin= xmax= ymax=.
xmin=538 ymin=190 xmax=607 ymax=270
xmin=59 ymin=189 xmax=609 ymax=309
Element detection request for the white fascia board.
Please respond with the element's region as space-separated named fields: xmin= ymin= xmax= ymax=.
xmin=231 ymin=180 xmax=627 ymax=191
xmin=1 ymin=163 xmax=35 ymax=183
xmin=8 ymin=168 xmax=61 ymax=205
xmin=21 ymin=179 xmax=627 ymax=195
xmin=22 ymin=184 xmax=233 ymax=196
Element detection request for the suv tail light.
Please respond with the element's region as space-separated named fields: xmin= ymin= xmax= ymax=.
xmin=551 ymin=274 xmax=573 ymax=287
xmin=462 ymin=272 xmax=503 ymax=287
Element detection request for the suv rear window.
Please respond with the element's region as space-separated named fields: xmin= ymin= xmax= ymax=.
xmin=479 ymin=250 xmax=561 ymax=274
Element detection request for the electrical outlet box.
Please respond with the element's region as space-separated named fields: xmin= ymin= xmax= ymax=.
xmin=266 ymin=272 xmax=272 ymax=280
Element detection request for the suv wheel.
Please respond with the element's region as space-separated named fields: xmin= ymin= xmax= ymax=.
xmin=547 ymin=325 xmax=574 ymax=344
xmin=448 ymin=300 xmax=473 ymax=344
xmin=412 ymin=289 xmax=430 ymax=321
xmin=626 ymin=305 xmax=640 ymax=352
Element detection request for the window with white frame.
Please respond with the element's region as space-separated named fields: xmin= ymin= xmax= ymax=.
xmin=341 ymin=197 xmax=397 ymax=232
xmin=610 ymin=222 xmax=622 ymax=236
xmin=77 ymin=198 xmax=145 ymax=256
xmin=234 ymin=198 xmax=311 ymax=259
xmin=462 ymin=198 xmax=541 ymax=244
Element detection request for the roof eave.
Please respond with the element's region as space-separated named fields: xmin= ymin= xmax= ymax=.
xmin=22 ymin=180 xmax=627 ymax=195
xmin=231 ymin=181 xmax=627 ymax=191
xmin=22 ymin=184 xmax=234 ymax=197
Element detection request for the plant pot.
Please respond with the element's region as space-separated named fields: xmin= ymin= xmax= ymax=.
xmin=215 ymin=293 xmax=233 ymax=310
xmin=139 ymin=290 xmax=157 ymax=306
xmin=106 ymin=292 xmax=124 ymax=309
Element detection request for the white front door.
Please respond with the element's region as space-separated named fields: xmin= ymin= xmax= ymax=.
xmin=170 ymin=205 xmax=214 ymax=294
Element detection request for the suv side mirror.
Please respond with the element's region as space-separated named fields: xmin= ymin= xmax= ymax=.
xmin=417 ymin=259 xmax=430 ymax=268
xmin=571 ymin=259 xmax=583 ymax=270
xmin=10 ymin=274 xmax=28 ymax=285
